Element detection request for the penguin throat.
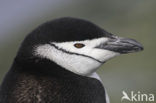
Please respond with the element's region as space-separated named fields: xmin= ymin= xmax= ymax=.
xmin=35 ymin=44 xmax=102 ymax=76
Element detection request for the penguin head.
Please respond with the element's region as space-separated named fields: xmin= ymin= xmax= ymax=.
xmin=17 ymin=17 xmax=143 ymax=76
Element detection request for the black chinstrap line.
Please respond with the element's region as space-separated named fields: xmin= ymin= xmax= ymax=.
xmin=49 ymin=43 xmax=104 ymax=64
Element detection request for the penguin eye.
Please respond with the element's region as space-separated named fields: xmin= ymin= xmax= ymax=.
xmin=74 ymin=43 xmax=85 ymax=48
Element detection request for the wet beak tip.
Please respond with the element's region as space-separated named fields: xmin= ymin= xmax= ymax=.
xmin=137 ymin=45 xmax=144 ymax=51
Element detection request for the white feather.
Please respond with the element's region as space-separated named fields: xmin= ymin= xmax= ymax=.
xmin=35 ymin=44 xmax=101 ymax=75
xmin=34 ymin=37 xmax=119 ymax=75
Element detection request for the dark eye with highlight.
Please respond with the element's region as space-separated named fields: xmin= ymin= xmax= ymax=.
xmin=74 ymin=43 xmax=85 ymax=48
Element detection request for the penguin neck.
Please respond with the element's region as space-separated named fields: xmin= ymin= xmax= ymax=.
xmin=13 ymin=57 xmax=88 ymax=79
xmin=1 ymin=58 xmax=106 ymax=103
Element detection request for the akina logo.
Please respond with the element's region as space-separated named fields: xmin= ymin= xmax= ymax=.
xmin=121 ymin=91 xmax=154 ymax=102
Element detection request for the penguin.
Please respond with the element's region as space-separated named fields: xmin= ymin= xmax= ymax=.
xmin=0 ymin=17 xmax=143 ymax=103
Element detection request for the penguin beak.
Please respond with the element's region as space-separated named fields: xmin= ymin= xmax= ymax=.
xmin=96 ymin=37 xmax=144 ymax=54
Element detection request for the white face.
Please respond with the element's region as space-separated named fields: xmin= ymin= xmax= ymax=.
xmin=34 ymin=37 xmax=119 ymax=76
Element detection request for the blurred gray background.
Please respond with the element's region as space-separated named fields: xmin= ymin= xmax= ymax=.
xmin=0 ymin=0 xmax=155 ymax=102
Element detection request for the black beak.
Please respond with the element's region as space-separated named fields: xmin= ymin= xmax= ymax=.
xmin=96 ymin=37 xmax=144 ymax=54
